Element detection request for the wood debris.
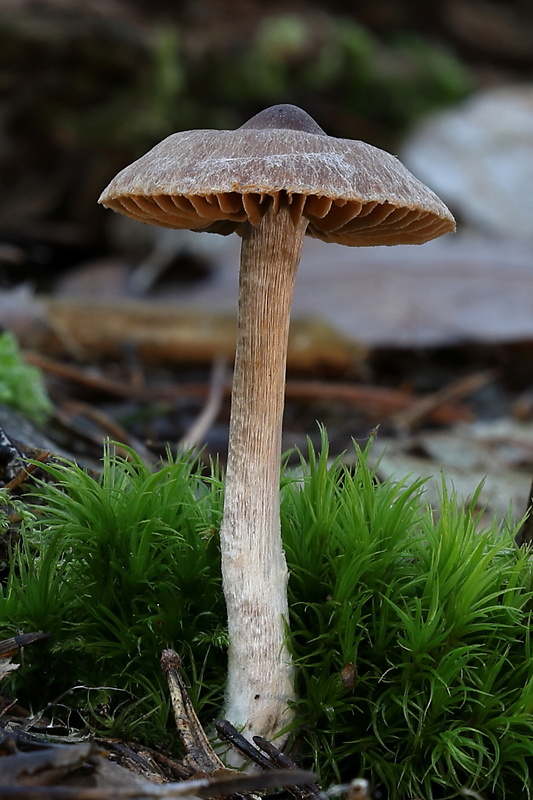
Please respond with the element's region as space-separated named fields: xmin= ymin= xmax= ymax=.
xmin=3 ymin=293 xmax=366 ymax=375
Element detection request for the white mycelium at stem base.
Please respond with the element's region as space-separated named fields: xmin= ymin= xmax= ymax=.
xmin=220 ymin=201 xmax=308 ymax=744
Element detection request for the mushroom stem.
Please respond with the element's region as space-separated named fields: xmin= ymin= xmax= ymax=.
xmin=220 ymin=200 xmax=308 ymax=745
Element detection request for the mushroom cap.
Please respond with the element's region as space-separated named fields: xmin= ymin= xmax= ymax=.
xmin=99 ymin=104 xmax=455 ymax=246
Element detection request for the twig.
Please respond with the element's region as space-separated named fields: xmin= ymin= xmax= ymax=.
xmin=284 ymin=380 xmax=472 ymax=424
xmin=214 ymin=720 xmax=273 ymax=769
xmin=24 ymin=353 xmax=143 ymax=399
xmin=0 ymin=768 xmax=318 ymax=799
xmin=215 ymin=722 xmax=324 ymax=800
xmin=253 ymin=736 xmax=323 ymax=800
xmin=3 ymin=452 xmax=51 ymax=491
xmin=26 ymin=351 xmax=473 ymax=425
xmin=57 ymin=400 xmax=155 ymax=463
xmin=20 ymin=684 xmax=130 ymax=734
xmin=160 ymin=650 xmax=225 ymax=774
xmin=389 ymin=369 xmax=497 ymax=432
xmin=178 ymin=357 xmax=227 ymax=451
xmin=0 ymin=632 xmax=48 ymax=658
xmin=252 ymin=735 xmax=299 ymax=769
xmin=127 ymin=229 xmax=181 ymax=297
xmin=515 ymin=476 xmax=533 ymax=546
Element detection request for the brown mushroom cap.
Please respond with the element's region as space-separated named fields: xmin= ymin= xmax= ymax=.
xmin=99 ymin=104 xmax=455 ymax=246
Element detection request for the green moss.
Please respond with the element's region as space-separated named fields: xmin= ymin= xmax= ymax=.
xmin=0 ymin=332 xmax=52 ymax=423
xmin=0 ymin=9 xmax=473 ymax=159
xmin=283 ymin=435 xmax=533 ymax=797
xmin=1 ymin=436 xmax=532 ymax=796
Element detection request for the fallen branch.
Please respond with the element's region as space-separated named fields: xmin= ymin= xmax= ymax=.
xmin=5 ymin=293 xmax=364 ymax=374
xmin=25 ymin=353 xmax=472 ymax=426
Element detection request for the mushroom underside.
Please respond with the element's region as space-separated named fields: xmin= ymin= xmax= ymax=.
xmin=104 ymin=190 xmax=452 ymax=245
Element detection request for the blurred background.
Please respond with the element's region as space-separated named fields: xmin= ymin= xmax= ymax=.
xmin=2 ymin=0 xmax=530 ymax=277
xmin=1 ymin=0 xmax=533 ymax=517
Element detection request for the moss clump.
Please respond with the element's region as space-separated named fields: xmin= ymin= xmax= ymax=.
xmin=0 ymin=332 xmax=52 ymax=423
xmin=1 ymin=436 xmax=532 ymax=797
xmin=284 ymin=436 xmax=533 ymax=798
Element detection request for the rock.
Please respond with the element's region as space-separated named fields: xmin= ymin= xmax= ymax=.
xmin=160 ymin=231 xmax=533 ymax=347
xmin=401 ymin=85 xmax=533 ymax=241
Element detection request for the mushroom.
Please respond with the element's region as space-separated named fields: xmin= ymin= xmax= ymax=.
xmin=98 ymin=104 xmax=455 ymax=746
